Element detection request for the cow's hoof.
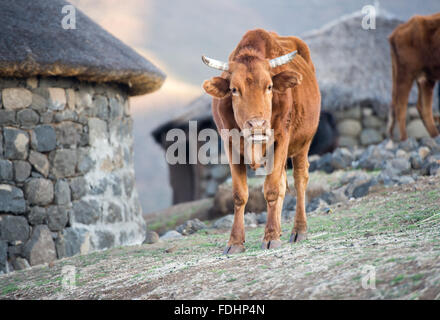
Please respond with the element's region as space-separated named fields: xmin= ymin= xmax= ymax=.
xmin=223 ymin=244 xmax=245 ymax=255
xmin=261 ymin=240 xmax=282 ymax=250
xmin=289 ymin=232 xmax=307 ymax=243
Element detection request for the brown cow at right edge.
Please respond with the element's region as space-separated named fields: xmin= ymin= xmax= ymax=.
xmin=388 ymin=13 xmax=440 ymax=141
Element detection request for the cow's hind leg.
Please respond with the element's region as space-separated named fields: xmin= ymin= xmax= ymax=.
xmin=416 ymin=75 xmax=439 ymax=138
xmin=224 ymin=161 xmax=248 ymax=254
xmin=393 ymin=71 xmax=414 ymax=141
xmin=290 ymin=151 xmax=309 ymax=243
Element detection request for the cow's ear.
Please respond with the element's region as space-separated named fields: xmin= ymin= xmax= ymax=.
xmin=203 ymin=77 xmax=230 ymax=98
xmin=272 ymin=71 xmax=302 ymax=93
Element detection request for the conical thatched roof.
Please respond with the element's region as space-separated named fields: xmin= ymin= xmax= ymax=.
xmin=152 ymin=94 xmax=214 ymax=146
xmin=0 ymin=0 xmax=165 ymax=96
xmin=302 ymin=9 xmax=419 ymax=114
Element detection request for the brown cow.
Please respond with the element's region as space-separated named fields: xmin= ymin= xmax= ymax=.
xmin=388 ymin=13 xmax=440 ymax=140
xmin=202 ymin=29 xmax=321 ymax=253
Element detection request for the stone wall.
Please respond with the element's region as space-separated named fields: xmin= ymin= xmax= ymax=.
xmin=335 ymin=104 xmax=434 ymax=149
xmin=191 ymin=102 xmax=438 ymax=202
xmin=0 ymin=77 xmax=146 ymax=273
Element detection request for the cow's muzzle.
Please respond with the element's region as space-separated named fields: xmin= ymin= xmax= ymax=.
xmin=243 ymin=119 xmax=271 ymax=144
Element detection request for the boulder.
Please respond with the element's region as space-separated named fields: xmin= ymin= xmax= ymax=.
xmin=69 ymin=177 xmax=88 ymax=200
xmin=0 ymin=184 xmax=26 ymax=214
xmin=17 ymin=109 xmax=39 ymax=128
xmin=211 ymin=182 xmax=266 ymax=218
xmin=338 ymin=136 xmax=357 ymax=149
xmin=50 ymin=149 xmax=77 ymax=178
xmin=337 ymin=120 xmax=362 ymax=137
xmin=71 ymin=200 xmax=101 ymax=225
xmin=28 ymin=151 xmax=50 ymax=177
xmin=407 ymin=119 xmax=430 ymax=139
xmin=30 ymin=125 xmax=57 ymax=152
xmin=62 ymin=227 xmax=90 ymax=257
xmin=47 ymin=205 xmax=69 ymax=232
xmin=330 ymin=148 xmax=353 ymax=170
xmin=2 ymin=88 xmax=32 ymax=110
xmin=25 ymin=178 xmax=54 ymax=206
xmin=94 ymin=230 xmax=115 ymax=250
xmin=160 ymin=230 xmax=183 ymax=240
xmin=0 ymin=160 xmax=13 ymax=181
xmin=360 ymin=129 xmax=382 ymax=146
xmin=23 ymin=225 xmax=56 ymax=266
xmin=54 ymin=121 xmax=82 ymax=147
xmin=212 ymin=215 xmax=234 ymax=229
xmin=0 ymin=215 xmax=29 ymax=242
xmin=27 ymin=206 xmax=47 ymax=225
xmin=3 ymin=127 xmax=29 ymax=160
xmin=244 ymin=212 xmax=258 ymax=227
xmin=13 ymin=160 xmax=31 ymax=182
xmin=256 ymin=211 xmax=267 ymax=224
xmin=175 ymin=219 xmax=207 ymax=235
xmin=12 ymin=257 xmax=30 ymax=270
xmin=54 ymin=179 xmax=71 ymax=205
xmin=143 ymin=230 xmax=159 ymax=244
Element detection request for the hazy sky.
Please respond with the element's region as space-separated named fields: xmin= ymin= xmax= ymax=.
xmin=72 ymin=0 xmax=440 ymax=88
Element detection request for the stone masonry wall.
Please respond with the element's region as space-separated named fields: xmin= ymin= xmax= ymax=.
xmin=193 ymin=103 xmax=436 ymax=202
xmin=0 ymin=77 xmax=146 ymax=273
xmin=334 ymin=104 xmax=433 ymax=149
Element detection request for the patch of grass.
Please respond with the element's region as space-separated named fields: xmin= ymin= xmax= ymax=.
xmin=411 ymin=274 xmax=423 ymax=282
xmin=212 ymin=269 xmax=226 ymax=274
xmin=391 ymin=274 xmax=405 ymax=285
xmin=246 ymin=280 xmax=258 ymax=286
xmin=1 ymin=284 xmax=18 ymax=295
xmin=226 ymin=278 xmax=237 ymax=282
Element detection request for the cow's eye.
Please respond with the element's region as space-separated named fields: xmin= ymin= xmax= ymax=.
xmin=267 ymin=85 xmax=272 ymax=92
xmin=231 ymin=87 xmax=239 ymax=96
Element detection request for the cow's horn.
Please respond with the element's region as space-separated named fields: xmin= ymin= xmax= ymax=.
xmin=269 ymin=50 xmax=298 ymax=68
xmin=201 ymin=56 xmax=229 ymax=71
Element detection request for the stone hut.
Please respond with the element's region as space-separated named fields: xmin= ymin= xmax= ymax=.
xmin=303 ymin=9 xmax=439 ymax=147
xmin=0 ymin=0 xmax=165 ymax=273
xmin=152 ymin=95 xmax=227 ymax=204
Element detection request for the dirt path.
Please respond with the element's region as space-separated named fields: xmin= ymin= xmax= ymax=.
xmin=1 ymin=176 xmax=439 ymax=300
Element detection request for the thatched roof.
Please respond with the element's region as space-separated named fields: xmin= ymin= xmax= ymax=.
xmin=303 ymin=9 xmax=418 ymax=114
xmin=0 ymin=0 xmax=165 ymax=96
xmin=152 ymin=95 xmax=213 ymax=146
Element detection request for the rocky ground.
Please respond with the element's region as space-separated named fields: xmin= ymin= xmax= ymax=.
xmin=154 ymin=136 xmax=440 ymax=239
xmin=0 ymin=172 xmax=439 ymax=299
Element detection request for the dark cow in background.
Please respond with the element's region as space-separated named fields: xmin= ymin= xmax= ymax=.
xmin=309 ymin=111 xmax=338 ymax=155
xmin=388 ymin=13 xmax=440 ymax=140
xmin=202 ymin=29 xmax=320 ymax=253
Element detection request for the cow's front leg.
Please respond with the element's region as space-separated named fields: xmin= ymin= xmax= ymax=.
xmin=224 ymin=161 xmax=248 ymax=254
xmin=262 ymin=168 xmax=287 ymax=249
xmin=290 ymin=151 xmax=309 ymax=242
